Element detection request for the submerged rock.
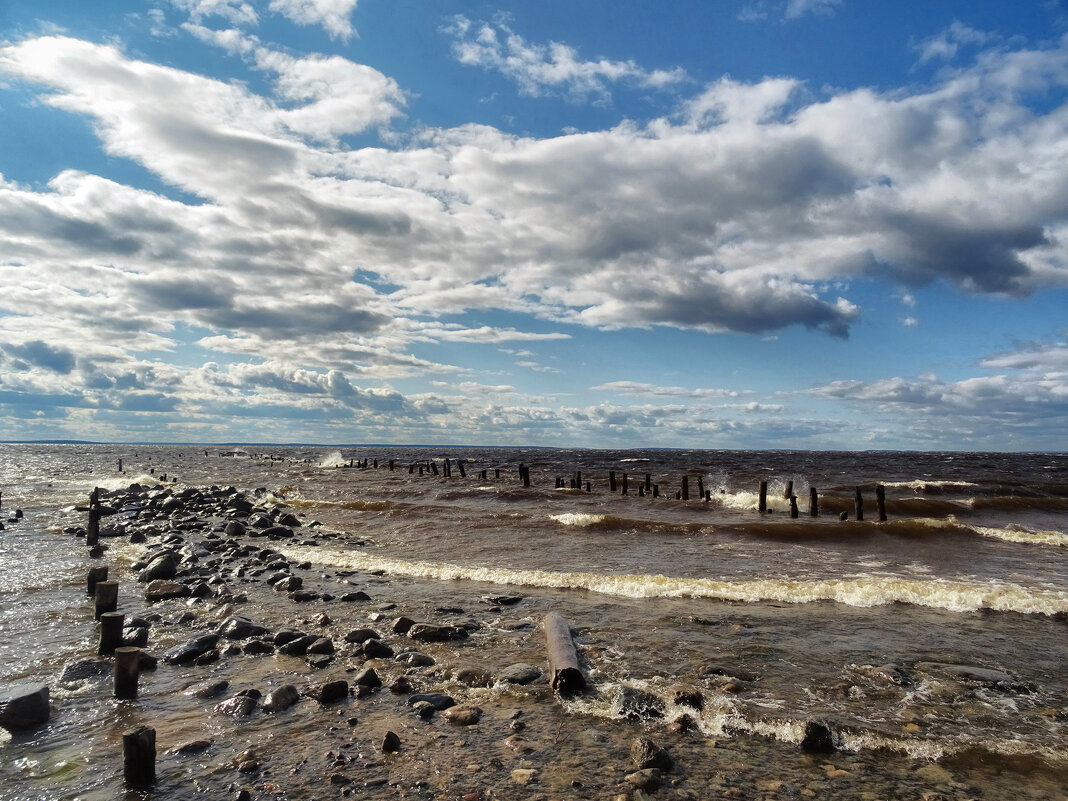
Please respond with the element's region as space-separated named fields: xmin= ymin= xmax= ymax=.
xmin=163 ymin=634 xmax=221 ymax=665
xmin=407 ymin=623 xmax=468 ymax=642
xmin=498 ymin=663 xmax=541 ymax=685
xmin=0 ymin=684 xmax=50 ymax=731
xmin=631 ymin=736 xmax=673 ymax=771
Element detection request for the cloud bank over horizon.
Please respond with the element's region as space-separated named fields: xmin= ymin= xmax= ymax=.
xmin=1 ymin=1 xmax=1066 ymax=449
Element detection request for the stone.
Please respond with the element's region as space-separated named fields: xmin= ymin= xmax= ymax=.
xmin=288 ymin=590 xmax=319 ymax=602
xmin=388 ymin=676 xmax=415 ymax=694
xmin=213 ymin=695 xmax=258 ymax=717
xmin=354 ymin=667 xmax=381 ymax=688
xmin=343 ymin=628 xmax=381 ymax=644
xmin=362 ymin=639 xmax=393 ymax=659
xmin=801 ymin=720 xmax=836 ymax=754
xmin=614 ymin=686 xmax=665 ymax=720
xmin=407 ymin=623 xmax=468 ymax=642
xmin=277 ymin=635 xmax=319 ymax=656
xmin=631 ymin=736 xmax=673 ymax=771
xmin=144 ymin=579 xmax=192 ymax=602
xmin=315 ymin=680 xmax=349 ymax=704
xmin=0 ymin=684 xmax=50 ymax=731
xmin=123 ymin=626 xmax=150 ymax=648
xmin=187 ymin=679 xmax=229 ymax=699
xmin=442 ymin=705 xmax=482 ymax=726
xmin=498 ymin=663 xmax=541 ymax=685
xmin=273 ymin=629 xmax=305 ymax=646
xmin=917 ymin=663 xmax=1016 ymax=685
xmin=456 ymin=667 xmax=493 ymax=688
xmin=306 ymin=637 xmax=335 ymax=655
xmin=262 ymin=526 xmax=294 ymax=539
xmin=407 ymin=692 xmax=455 ymax=710
xmin=243 ymin=640 xmax=275 ymax=655
xmin=624 ymin=768 xmax=662 ymax=791
xmin=339 ymin=591 xmax=371 ymax=602
xmin=273 ymin=576 xmax=303 ymax=592
xmin=382 ymin=731 xmax=401 ymax=753
xmin=218 ymin=616 xmax=269 ymax=640
xmin=223 ymin=521 xmax=246 ymax=537
xmin=263 ymin=685 xmax=300 ymax=713
xmin=59 ymin=659 xmax=110 ymax=683
xmin=391 ymin=616 xmax=415 ymax=635
xmin=510 ymin=769 xmax=536 ymax=785
xmin=138 ymin=551 xmax=178 ymax=582
xmin=278 ymin=513 xmax=301 ymax=527
xmin=164 ymin=634 xmax=221 ymax=665
xmin=171 ymin=739 xmax=212 ymax=754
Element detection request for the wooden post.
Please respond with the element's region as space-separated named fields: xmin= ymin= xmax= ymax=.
xmin=389 ymin=460 xmax=394 ymax=471
xmin=87 ymin=488 xmax=100 ymax=547
xmin=758 ymin=480 xmax=768 ymax=513
xmin=645 ymin=473 xmax=652 ymax=493
xmin=621 ymin=473 xmax=628 ymax=495
xmin=117 ymin=459 xmax=123 ymax=473
xmin=854 ymin=487 xmax=864 ymax=522
xmin=87 ymin=565 xmax=109 ymax=595
xmin=681 ymin=476 xmax=689 ymax=501
xmin=653 ymin=484 xmax=659 ymax=498
xmin=783 ymin=480 xmax=793 ymax=499
xmin=457 ymin=460 xmax=466 ymax=478
xmin=697 ymin=476 xmax=705 ymax=499
xmin=114 ymin=646 xmax=141 ymax=699
xmin=495 ymin=469 xmax=500 ymax=479
xmin=122 ymin=725 xmax=155 ymax=787
xmin=430 ymin=461 xmax=439 ymax=476
xmin=585 ymin=482 xmax=591 ymax=493
xmin=705 ymin=490 xmax=711 ymax=502
xmin=544 ymin=613 xmax=585 ymax=694
xmin=789 ymin=496 xmax=799 ymax=519
xmin=809 ymin=487 xmax=819 ymax=517
xmin=609 ymin=471 xmax=617 ymax=492
xmin=638 ymin=485 xmax=644 ymax=497
xmin=99 ymin=612 xmax=125 ymax=655
xmin=876 ymin=485 xmax=887 ymax=522
xmin=95 ymin=581 xmax=118 ymax=620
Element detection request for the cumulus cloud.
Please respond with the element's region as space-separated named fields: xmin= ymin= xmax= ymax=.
xmin=915 ymin=21 xmax=995 ymax=65
xmin=444 ymin=16 xmax=687 ymax=103
xmin=269 ymin=0 xmax=359 ymax=40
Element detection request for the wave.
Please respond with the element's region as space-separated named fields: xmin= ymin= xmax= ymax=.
xmin=288 ymin=498 xmax=398 ymax=513
xmin=549 ymin=513 xmax=711 ymax=534
xmin=316 ymin=450 xmax=349 ymax=468
xmin=274 ymin=545 xmax=1068 ymax=615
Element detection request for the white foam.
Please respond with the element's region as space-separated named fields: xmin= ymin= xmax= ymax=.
xmin=316 ymin=450 xmax=348 ymax=469
xmin=551 ymin=513 xmax=608 ymax=527
xmin=274 ymin=545 xmax=1068 ymax=615
xmin=973 ymin=524 xmax=1068 ymax=547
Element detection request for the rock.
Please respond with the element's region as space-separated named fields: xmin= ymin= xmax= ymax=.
xmin=213 ymin=695 xmax=258 ymax=717
xmin=306 ymin=637 xmax=335 ymax=655
xmin=218 ymin=616 xmax=269 ymax=640
xmin=123 ymin=626 xmax=150 ymax=648
xmin=625 ymin=768 xmax=662 ymax=791
xmin=138 ymin=551 xmax=178 ymax=582
xmin=673 ymin=689 xmax=704 ymax=710
xmin=917 ymin=663 xmax=1015 ymax=685
xmin=485 ymin=595 xmax=523 ymax=606
xmin=614 ymin=686 xmax=665 ymax=720
xmin=59 ymin=659 xmax=110 ymax=683
xmin=339 ymin=591 xmax=371 ymax=602
xmin=144 ymin=579 xmax=192 ymax=602
xmin=263 ymin=685 xmax=300 ymax=713
xmin=288 ymin=590 xmax=319 ymax=602
xmin=262 ymin=526 xmax=294 ymax=539
xmin=801 ymin=720 xmax=836 ymax=753
xmin=273 ymin=576 xmax=303 ymax=592
xmin=273 ymin=629 xmax=305 ymax=646
xmin=314 ymin=680 xmax=349 ymax=704
xmin=442 ymin=705 xmax=482 ymax=725
xmin=195 ymin=648 xmax=220 ymax=666
xmin=456 ymin=667 xmax=493 ymax=688
xmin=362 ymin=639 xmax=394 ymax=659
xmin=187 ymin=679 xmax=229 ymax=699
xmin=171 ymin=739 xmax=212 ymax=754
xmin=631 ymin=736 xmax=673 ymax=771
xmin=498 ymin=663 xmax=541 ymax=685
xmin=0 ymin=684 xmax=50 ymax=731
xmin=411 ymin=700 xmax=435 ymax=720
xmin=510 ymin=768 xmax=536 ymax=785
xmin=343 ymin=628 xmax=381 ymax=644
xmin=391 ymin=616 xmax=415 ymax=635
xmin=278 ymin=512 xmax=301 ymax=527
xmin=396 ymin=651 xmax=435 ymax=668
xmin=382 ymin=731 xmax=401 ymax=753
xmin=353 ymin=667 xmax=381 ymax=688
xmin=277 ymin=635 xmax=319 ymax=656
xmin=164 ymin=634 xmax=221 ymax=665
xmin=242 ymin=640 xmax=274 ymax=655
xmin=388 ymin=676 xmax=415 ymax=694
xmin=407 ymin=623 xmax=468 ymax=642
xmin=223 ymin=520 xmax=246 ymax=537
xmin=407 ymin=692 xmax=455 ymax=710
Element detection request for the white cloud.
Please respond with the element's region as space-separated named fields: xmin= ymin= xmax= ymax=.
xmin=170 ymin=0 xmax=258 ymax=27
xmin=915 ymin=21 xmax=995 ymax=65
xmin=268 ymin=0 xmax=359 ymax=40
xmin=593 ymin=381 xmax=742 ymax=399
xmin=444 ymin=16 xmax=687 ymax=103
xmin=784 ymin=0 xmax=843 ymax=20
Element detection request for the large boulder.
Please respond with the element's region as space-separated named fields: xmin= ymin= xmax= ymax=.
xmin=0 ymin=684 xmax=50 ymax=731
xmin=144 ymin=580 xmax=191 ymax=602
xmin=163 ymin=634 xmax=221 ymax=665
xmin=407 ymin=623 xmax=468 ymax=642
xmin=218 ymin=616 xmax=269 ymax=641
xmin=138 ymin=551 xmax=178 ymax=582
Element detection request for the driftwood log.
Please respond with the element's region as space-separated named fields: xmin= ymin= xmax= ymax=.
xmin=544 ymin=612 xmax=585 ymax=694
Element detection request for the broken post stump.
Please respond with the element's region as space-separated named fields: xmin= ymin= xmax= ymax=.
xmin=94 ymin=581 xmax=118 ymax=620
xmin=789 ymin=496 xmax=799 ymax=519
xmin=99 ymin=612 xmax=125 ymax=656
xmin=854 ymin=487 xmax=864 ymax=522
xmin=609 ymin=471 xmax=617 ymax=493
xmin=114 ymin=646 xmax=142 ymax=699
xmin=758 ymin=480 xmax=768 ymax=513
xmin=681 ymin=475 xmax=689 ymax=501
xmin=809 ymin=487 xmax=819 ymax=517
xmin=122 ymin=725 xmax=156 ymax=787
xmin=87 ymin=565 xmax=109 ymax=596
xmin=544 ymin=612 xmax=585 ymax=694
xmin=876 ymin=484 xmax=887 ymax=522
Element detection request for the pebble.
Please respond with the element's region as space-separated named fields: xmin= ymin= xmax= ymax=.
xmin=442 ymin=705 xmax=483 ymax=725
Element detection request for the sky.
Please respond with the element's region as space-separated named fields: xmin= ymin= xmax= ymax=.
xmin=0 ymin=1 xmax=1066 ymax=450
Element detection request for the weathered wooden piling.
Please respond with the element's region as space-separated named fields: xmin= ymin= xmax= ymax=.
xmin=544 ymin=612 xmax=585 ymax=694
xmin=854 ymin=487 xmax=864 ymax=522
xmin=87 ymin=565 xmax=109 ymax=596
xmin=758 ymin=480 xmax=768 ymax=513
xmin=681 ymin=476 xmax=689 ymax=501
xmin=783 ymin=480 xmax=793 ymax=500
xmin=94 ymin=581 xmax=118 ymax=620
xmin=495 ymin=469 xmax=500 ymax=479
xmin=409 ymin=463 xmax=414 ymax=474
xmin=653 ymin=484 xmax=659 ymax=498
xmin=430 ymin=461 xmax=439 ymax=476
xmin=809 ymin=487 xmax=819 ymax=517
xmin=519 ymin=465 xmax=530 ymax=487
xmin=609 ymin=471 xmax=617 ymax=492
xmin=621 ymin=473 xmax=628 ymax=495
xmin=876 ymin=485 xmax=887 ymax=522
xmin=789 ymin=496 xmax=799 ymax=519
xmin=99 ymin=612 xmax=125 ymax=656
xmin=697 ymin=476 xmax=705 ymax=499
xmin=122 ymin=725 xmax=155 ymax=786
xmin=114 ymin=646 xmax=142 ymax=699
xmin=457 ymin=460 xmax=466 ymax=478
xmin=645 ymin=473 xmax=651 ymax=493
xmin=117 ymin=459 xmax=123 ymax=473
xmin=87 ymin=488 xmax=100 ymax=547
xmin=389 ymin=460 xmax=394 ymax=471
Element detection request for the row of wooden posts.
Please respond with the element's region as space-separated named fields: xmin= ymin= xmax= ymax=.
xmin=84 ymin=493 xmax=156 ymax=788
xmin=757 ymin=479 xmax=888 ymax=522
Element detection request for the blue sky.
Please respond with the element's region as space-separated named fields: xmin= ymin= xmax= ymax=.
xmin=0 ymin=0 xmax=1066 ymax=449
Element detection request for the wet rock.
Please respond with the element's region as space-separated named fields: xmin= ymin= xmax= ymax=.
xmin=138 ymin=551 xmax=179 ymax=582
xmin=354 ymin=667 xmax=381 ymax=688
xmin=407 ymin=692 xmax=455 ymax=710
xmin=243 ymin=640 xmax=275 ymax=655
xmin=485 ymin=595 xmax=523 ymax=606
xmin=288 ymin=590 xmax=319 ymax=602
xmin=510 ymin=768 xmax=536 ymax=785
xmin=624 ymin=768 xmax=662 ymax=791
xmin=343 ymin=628 xmax=381 ymax=644
xmin=313 ymin=680 xmax=349 ymax=704
xmin=388 ymin=676 xmax=415 ymax=694
xmin=455 ymin=667 xmax=493 ymax=688
xmin=411 ymin=700 xmax=435 ymax=720
xmin=407 ymin=623 xmax=468 ymax=642
xmin=278 ymin=635 xmax=319 ymax=656
xmin=498 ymin=663 xmax=541 ymax=685
xmin=306 ymin=637 xmax=335 ymax=655
xmin=442 ymin=705 xmax=482 ymax=725
xmin=0 ymin=684 xmax=50 ymax=731
xmin=194 ymin=648 xmax=220 ymax=666
xmin=273 ymin=576 xmax=303 ymax=592
xmin=144 ymin=579 xmax=192 ymax=602
xmin=273 ymin=629 xmax=305 ymax=646
xmin=391 ymin=616 xmax=415 ymax=635
xmin=223 ymin=521 xmax=246 ymax=537
xmin=213 ymin=695 xmax=258 ymax=717
xmin=277 ymin=512 xmax=301 ymax=528
xmin=396 ymin=651 xmax=435 ymax=668
xmin=801 ymin=720 xmax=837 ymax=754
xmin=263 ymin=685 xmax=300 ymax=713
xmin=339 ymin=591 xmax=371 ymax=602
xmin=59 ymin=659 xmax=110 ymax=683
xmin=218 ymin=616 xmax=269 ymax=640
xmin=631 ymin=736 xmax=673 ymax=771
xmin=615 ymin=686 xmax=665 ymax=720
xmin=122 ymin=627 xmax=150 ymax=647
xmin=262 ymin=526 xmax=294 ymax=540
xmin=187 ymin=679 xmax=229 ymax=699
xmin=171 ymin=739 xmax=212 ymax=754
xmin=362 ymin=639 xmax=394 ymax=659
xmin=164 ymin=634 xmax=221 ymax=665
xmin=381 ymin=731 xmax=401 ymax=753
xmin=916 ymin=662 xmax=1015 ymax=686
xmin=672 ymin=689 xmax=704 ymax=710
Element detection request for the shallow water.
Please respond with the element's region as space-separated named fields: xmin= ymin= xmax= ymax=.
xmin=0 ymin=445 xmax=1065 ymax=799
